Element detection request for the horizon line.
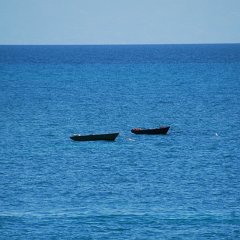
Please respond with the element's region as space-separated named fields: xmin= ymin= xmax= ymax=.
xmin=0 ymin=42 xmax=240 ymax=46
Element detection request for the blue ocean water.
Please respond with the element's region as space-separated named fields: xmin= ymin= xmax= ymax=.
xmin=0 ymin=44 xmax=240 ymax=239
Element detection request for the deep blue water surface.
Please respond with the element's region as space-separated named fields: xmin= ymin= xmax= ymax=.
xmin=0 ymin=44 xmax=240 ymax=239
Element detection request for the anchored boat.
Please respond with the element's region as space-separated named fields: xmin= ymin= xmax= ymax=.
xmin=70 ymin=132 xmax=119 ymax=141
xmin=131 ymin=126 xmax=170 ymax=135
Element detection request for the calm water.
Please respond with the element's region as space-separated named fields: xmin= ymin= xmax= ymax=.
xmin=0 ymin=44 xmax=240 ymax=239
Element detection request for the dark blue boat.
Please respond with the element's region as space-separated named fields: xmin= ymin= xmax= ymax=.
xmin=70 ymin=132 xmax=119 ymax=141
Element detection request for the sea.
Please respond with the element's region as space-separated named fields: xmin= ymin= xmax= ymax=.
xmin=0 ymin=44 xmax=240 ymax=239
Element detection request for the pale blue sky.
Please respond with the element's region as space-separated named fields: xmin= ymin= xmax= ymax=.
xmin=0 ymin=0 xmax=240 ymax=44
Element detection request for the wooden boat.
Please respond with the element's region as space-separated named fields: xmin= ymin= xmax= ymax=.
xmin=131 ymin=126 xmax=170 ymax=135
xmin=70 ymin=132 xmax=119 ymax=141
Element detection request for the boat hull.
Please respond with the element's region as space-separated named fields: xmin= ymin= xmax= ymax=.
xmin=70 ymin=133 xmax=119 ymax=141
xmin=131 ymin=126 xmax=170 ymax=135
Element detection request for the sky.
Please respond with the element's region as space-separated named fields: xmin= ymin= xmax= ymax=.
xmin=0 ymin=0 xmax=240 ymax=45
